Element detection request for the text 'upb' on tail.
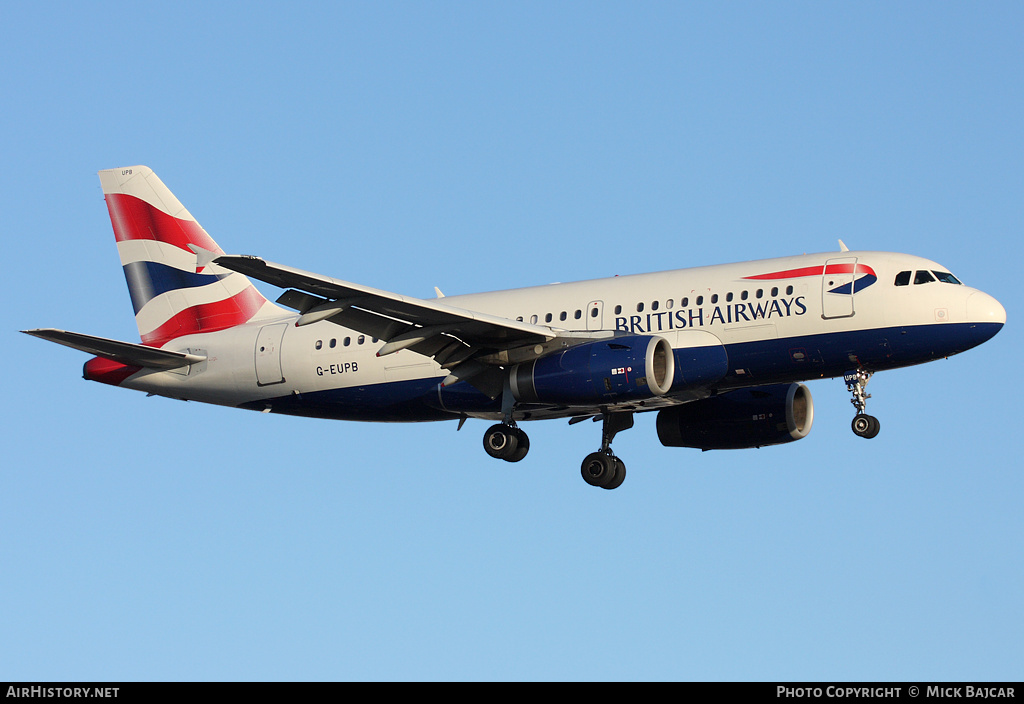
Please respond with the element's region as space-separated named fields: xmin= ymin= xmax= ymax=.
xmin=99 ymin=165 xmax=282 ymax=347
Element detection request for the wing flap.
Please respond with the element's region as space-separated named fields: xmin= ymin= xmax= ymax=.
xmin=23 ymin=329 xmax=206 ymax=370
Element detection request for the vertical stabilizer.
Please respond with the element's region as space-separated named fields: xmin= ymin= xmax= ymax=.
xmin=98 ymin=166 xmax=284 ymax=346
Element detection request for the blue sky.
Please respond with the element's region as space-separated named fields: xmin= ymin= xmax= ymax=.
xmin=2 ymin=2 xmax=1021 ymax=681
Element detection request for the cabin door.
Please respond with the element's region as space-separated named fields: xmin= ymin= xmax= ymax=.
xmin=255 ymin=323 xmax=288 ymax=386
xmin=821 ymin=258 xmax=858 ymax=319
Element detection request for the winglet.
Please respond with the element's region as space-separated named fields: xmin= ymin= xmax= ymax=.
xmin=838 ymin=239 xmax=849 ymax=252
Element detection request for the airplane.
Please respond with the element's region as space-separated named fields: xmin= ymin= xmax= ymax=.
xmin=24 ymin=166 xmax=1006 ymax=489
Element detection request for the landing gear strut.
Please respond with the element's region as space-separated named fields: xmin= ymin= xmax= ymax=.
xmin=581 ymin=412 xmax=633 ymax=490
xmin=483 ymin=423 xmax=530 ymax=462
xmin=845 ymin=369 xmax=881 ymax=439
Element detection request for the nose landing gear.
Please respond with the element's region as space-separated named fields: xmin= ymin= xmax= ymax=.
xmin=845 ymin=369 xmax=881 ymax=439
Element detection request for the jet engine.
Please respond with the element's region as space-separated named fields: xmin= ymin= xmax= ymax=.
xmin=510 ymin=335 xmax=674 ymax=404
xmin=656 ymin=383 xmax=814 ymax=450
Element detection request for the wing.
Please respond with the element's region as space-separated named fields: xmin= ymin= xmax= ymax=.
xmin=213 ymin=255 xmax=588 ymax=396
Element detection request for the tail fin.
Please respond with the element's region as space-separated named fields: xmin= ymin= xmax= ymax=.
xmin=99 ymin=166 xmax=283 ymax=346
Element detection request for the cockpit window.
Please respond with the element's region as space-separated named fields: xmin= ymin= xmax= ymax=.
xmin=914 ymin=270 xmax=936 ymax=285
xmin=932 ymin=271 xmax=962 ymax=285
xmin=894 ymin=271 xmax=911 ymax=286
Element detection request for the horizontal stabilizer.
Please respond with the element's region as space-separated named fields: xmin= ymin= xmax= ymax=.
xmin=22 ymin=328 xmax=206 ymax=370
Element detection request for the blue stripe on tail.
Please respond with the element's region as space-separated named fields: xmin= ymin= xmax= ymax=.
xmin=123 ymin=261 xmax=229 ymax=314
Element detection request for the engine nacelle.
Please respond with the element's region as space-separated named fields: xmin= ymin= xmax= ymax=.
xmin=511 ymin=335 xmax=674 ymax=405
xmin=656 ymin=383 xmax=814 ymax=450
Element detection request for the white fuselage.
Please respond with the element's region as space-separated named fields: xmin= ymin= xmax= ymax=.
xmin=115 ymin=249 xmax=1005 ymax=424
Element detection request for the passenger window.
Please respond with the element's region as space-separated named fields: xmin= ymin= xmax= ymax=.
xmin=590 ymin=307 xmax=599 ymax=318
xmin=614 ymin=305 xmax=622 ymax=315
xmin=711 ymin=294 xmax=718 ymax=304
xmin=652 ymin=300 xmax=659 ymax=311
xmin=559 ymin=311 xmax=567 ymax=321
xmin=914 ymin=271 xmax=935 ymax=285
xmin=344 ymin=337 xmax=351 ymax=346
xmin=682 ymin=297 xmax=689 ymax=307
xmin=741 ymin=290 xmax=748 ymax=300
xmin=357 ymin=335 xmax=365 ymax=344
xmin=771 ymin=287 xmax=778 ymax=297
xmin=894 ymin=271 xmax=911 ymax=286
xmin=636 ymin=302 xmax=644 ymax=312
xmin=666 ymin=299 xmax=674 ymax=309
xmin=786 ymin=286 xmax=794 ymax=295
xmin=329 ymin=338 xmax=337 ymax=348
xmin=756 ymin=289 xmax=763 ymax=299
xmin=696 ymin=296 xmax=703 ymax=305
xmin=574 ymin=309 xmax=582 ymax=319
xmin=545 ymin=313 xmax=553 ymax=323
xmin=315 ymin=340 xmax=323 ymax=350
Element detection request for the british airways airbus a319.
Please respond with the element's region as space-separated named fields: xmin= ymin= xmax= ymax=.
xmin=25 ymin=166 xmax=1006 ymax=489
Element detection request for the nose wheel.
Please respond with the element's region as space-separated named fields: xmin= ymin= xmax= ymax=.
xmin=845 ymin=369 xmax=881 ymax=439
xmin=852 ymin=413 xmax=880 ymax=439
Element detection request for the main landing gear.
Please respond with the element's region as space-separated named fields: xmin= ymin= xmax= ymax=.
xmin=483 ymin=423 xmax=530 ymax=463
xmin=481 ymin=412 xmax=633 ymax=489
xmin=580 ymin=412 xmax=633 ymax=490
xmin=845 ymin=369 xmax=881 ymax=439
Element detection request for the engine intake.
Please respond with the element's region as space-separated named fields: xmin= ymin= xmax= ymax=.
xmin=511 ymin=335 xmax=674 ymax=405
xmin=656 ymin=383 xmax=814 ymax=450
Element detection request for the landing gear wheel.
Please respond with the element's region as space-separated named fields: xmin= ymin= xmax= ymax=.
xmin=578 ymin=412 xmax=634 ymax=489
xmin=507 ymin=427 xmax=530 ymax=463
xmin=851 ymin=413 xmax=881 ymax=439
xmin=581 ymin=452 xmax=624 ymax=489
xmin=845 ymin=369 xmax=881 ymax=440
xmin=483 ymin=424 xmax=530 ymax=462
xmin=581 ymin=452 xmax=614 ymax=487
xmin=483 ymin=424 xmax=518 ymax=460
xmin=604 ymin=457 xmax=626 ymax=490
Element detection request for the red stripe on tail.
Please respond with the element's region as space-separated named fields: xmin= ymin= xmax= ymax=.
xmin=105 ymin=193 xmax=222 ymax=254
xmin=141 ymin=285 xmax=267 ymax=346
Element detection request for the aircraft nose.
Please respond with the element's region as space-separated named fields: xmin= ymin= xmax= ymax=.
xmin=966 ymin=291 xmax=1006 ymax=326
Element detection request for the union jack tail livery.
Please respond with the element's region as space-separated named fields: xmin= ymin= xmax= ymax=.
xmin=99 ymin=166 xmax=281 ymax=346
